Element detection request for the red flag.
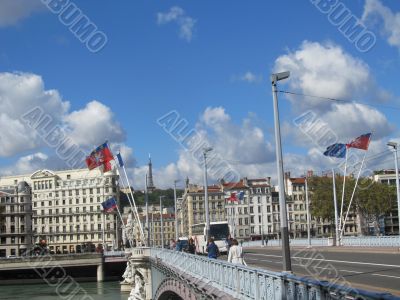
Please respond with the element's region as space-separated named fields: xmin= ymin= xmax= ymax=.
xmin=346 ymin=133 xmax=371 ymax=150
xmin=86 ymin=143 xmax=114 ymax=171
xmin=227 ymin=192 xmax=238 ymax=202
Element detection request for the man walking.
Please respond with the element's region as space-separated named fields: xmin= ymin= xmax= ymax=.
xmin=206 ymin=238 xmax=219 ymax=259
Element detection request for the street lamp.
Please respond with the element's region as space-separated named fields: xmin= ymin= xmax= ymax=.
xmin=271 ymin=71 xmax=292 ymax=272
xmin=203 ymin=147 xmax=213 ymax=243
xmin=173 ymin=180 xmax=180 ymax=241
xmin=159 ymin=196 xmax=166 ymax=248
xmin=304 ymin=176 xmax=311 ymax=247
xmin=387 ymin=141 xmax=400 ymax=236
xmin=217 ymin=202 xmax=222 ymax=221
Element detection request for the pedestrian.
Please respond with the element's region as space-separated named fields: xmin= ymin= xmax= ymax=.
xmin=228 ymin=239 xmax=244 ymax=265
xmin=175 ymin=238 xmax=183 ymax=251
xmin=206 ymin=238 xmax=219 ymax=259
xmin=187 ymin=238 xmax=195 ymax=254
xmin=225 ymin=234 xmax=232 ymax=253
xmin=169 ymin=239 xmax=176 ymax=250
xmin=265 ymin=236 xmax=269 ymax=246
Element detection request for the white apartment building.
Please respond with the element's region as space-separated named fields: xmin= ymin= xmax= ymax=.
xmin=0 ymin=168 xmax=120 ymax=256
xmin=0 ymin=181 xmax=32 ymax=257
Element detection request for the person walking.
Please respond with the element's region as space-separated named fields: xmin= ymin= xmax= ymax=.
xmin=206 ymin=238 xmax=219 ymax=259
xmin=228 ymin=239 xmax=244 ymax=265
xmin=169 ymin=239 xmax=176 ymax=250
xmin=175 ymin=238 xmax=183 ymax=251
xmin=187 ymin=238 xmax=195 ymax=254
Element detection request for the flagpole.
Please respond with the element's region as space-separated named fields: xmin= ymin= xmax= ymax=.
xmin=114 ymin=202 xmax=133 ymax=248
xmin=341 ymin=148 xmax=369 ymax=237
xmin=121 ymin=164 xmax=146 ymax=244
xmin=339 ymin=147 xmax=349 ymax=239
xmin=116 ymin=166 xmax=146 ymax=245
xmin=332 ymin=168 xmax=339 ymax=246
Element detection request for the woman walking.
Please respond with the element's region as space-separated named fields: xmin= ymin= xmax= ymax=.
xmin=227 ymin=239 xmax=244 ymax=265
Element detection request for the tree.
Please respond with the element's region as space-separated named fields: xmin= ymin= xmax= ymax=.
xmin=309 ymin=175 xmax=396 ymax=236
xmin=355 ymin=179 xmax=396 ymax=234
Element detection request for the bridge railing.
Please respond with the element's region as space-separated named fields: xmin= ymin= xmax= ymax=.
xmin=242 ymin=236 xmax=400 ymax=248
xmin=150 ymin=248 xmax=397 ymax=300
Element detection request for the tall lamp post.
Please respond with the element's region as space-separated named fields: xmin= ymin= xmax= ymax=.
xmin=387 ymin=141 xmax=400 ymax=236
xmin=173 ymin=180 xmax=180 ymax=241
xmin=305 ymin=176 xmax=311 ymax=247
xmin=160 ymin=196 xmax=166 ymax=248
xmin=271 ymin=71 xmax=292 ymax=272
xmin=203 ymin=147 xmax=213 ymax=243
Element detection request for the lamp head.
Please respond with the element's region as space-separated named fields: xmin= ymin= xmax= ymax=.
xmin=203 ymin=147 xmax=213 ymax=154
xmin=271 ymin=71 xmax=290 ymax=84
xmin=387 ymin=141 xmax=398 ymax=149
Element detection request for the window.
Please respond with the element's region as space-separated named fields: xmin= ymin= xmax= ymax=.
xmin=69 ymin=190 xmax=72 ymax=196
xmin=67 ymin=175 xmax=71 ymax=179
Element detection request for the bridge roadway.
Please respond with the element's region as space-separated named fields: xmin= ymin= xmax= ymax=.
xmin=241 ymin=246 xmax=400 ymax=297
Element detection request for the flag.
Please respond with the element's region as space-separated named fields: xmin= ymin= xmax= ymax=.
xmin=116 ymin=153 xmax=124 ymax=167
xmin=237 ymin=191 xmax=244 ymax=202
xmin=86 ymin=142 xmax=114 ymax=172
xmin=101 ymin=197 xmax=117 ymax=213
xmin=323 ymin=143 xmax=347 ymax=158
xmin=347 ymin=133 xmax=371 ymax=150
xmin=226 ymin=192 xmax=238 ymax=202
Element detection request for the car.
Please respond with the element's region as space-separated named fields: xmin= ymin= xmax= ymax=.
xmin=7 ymin=255 xmax=17 ymax=259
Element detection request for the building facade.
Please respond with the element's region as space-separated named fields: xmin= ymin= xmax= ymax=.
xmin=181 ymin=179 xmax=226 ymax=238
xmin=0 ymin=181 xmax=33 ymax=257
xmin=0 ymin=168 xmax=120 ymax=256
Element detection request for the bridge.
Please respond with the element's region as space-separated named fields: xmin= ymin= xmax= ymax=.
xmin=0 ymin=253 xmax=126 ymax=283
xmin=123 ymin=247 xmax=400 ymax=300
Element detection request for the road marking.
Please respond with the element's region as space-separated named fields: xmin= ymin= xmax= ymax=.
xmin=372 ymin=273 xmax=400 ymax=279
xmin=339 ymin=269 xmax=362 ymax=274
xmin=246 ymin=253 xmax=400 ymax=268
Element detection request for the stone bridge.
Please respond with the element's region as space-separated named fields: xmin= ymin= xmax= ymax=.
xmin=122 ymin=248 xmax=399 ymax=300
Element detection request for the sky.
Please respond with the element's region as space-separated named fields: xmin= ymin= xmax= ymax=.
xmin=0 ymin=0 xmax=400 ymax=189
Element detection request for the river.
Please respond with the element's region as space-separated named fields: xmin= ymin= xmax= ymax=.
xmin=0 ymin=281 xmax=129 ymax=300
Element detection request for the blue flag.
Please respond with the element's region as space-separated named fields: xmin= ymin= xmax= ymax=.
xmin=323 ymin=143 xmax=347 ymax=158
xmin=116 ymin=153 xmax=124 ymax=167
xmin=101 ymin=197 xmax=117 ymax=213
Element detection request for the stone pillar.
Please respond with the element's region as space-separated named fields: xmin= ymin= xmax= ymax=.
xmin=97 ymin=263 xmax=104 ymax=282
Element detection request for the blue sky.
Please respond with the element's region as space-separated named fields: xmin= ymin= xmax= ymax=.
xmin=0 ymin=0 xmax=400 ymax=187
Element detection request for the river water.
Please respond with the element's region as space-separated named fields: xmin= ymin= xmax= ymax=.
xmin=0 ymin=281 xmax=129 ymax=300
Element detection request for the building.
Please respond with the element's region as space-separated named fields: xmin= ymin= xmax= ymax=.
xmin=181 ymin=179 xmax=226 ymax=238
xmin=0 ymin=181 xmax=32 ymax=257
xmin=0 ymin=168 xmax=120 ymax=256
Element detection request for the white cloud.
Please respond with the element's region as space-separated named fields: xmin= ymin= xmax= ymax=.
xmin=157 ymin=6 xmax=196 ymax=42
xmin=64 ymin=101 xmax=125 ymax=148
xmin=274 ymin=41 xmax=378 ymax=110
xmin=275 ymin=41 xmax=393 ymax=147
xmin=362 ymin=0 xmax=400 ymax=51
xmin=2 ymin=152 xmax=49 ymax=176
xmin=130 ymin=107 xmax=276 ymax=189
xmin=0 ymin=72 xmax=69 ymax=156
xmin=0 ymin=0 xmax=44 ymax=27
xmin=0 ymin=71 xmax=128 ymax=175
xmin=240 ymin=72 xmax=263 ymax=83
